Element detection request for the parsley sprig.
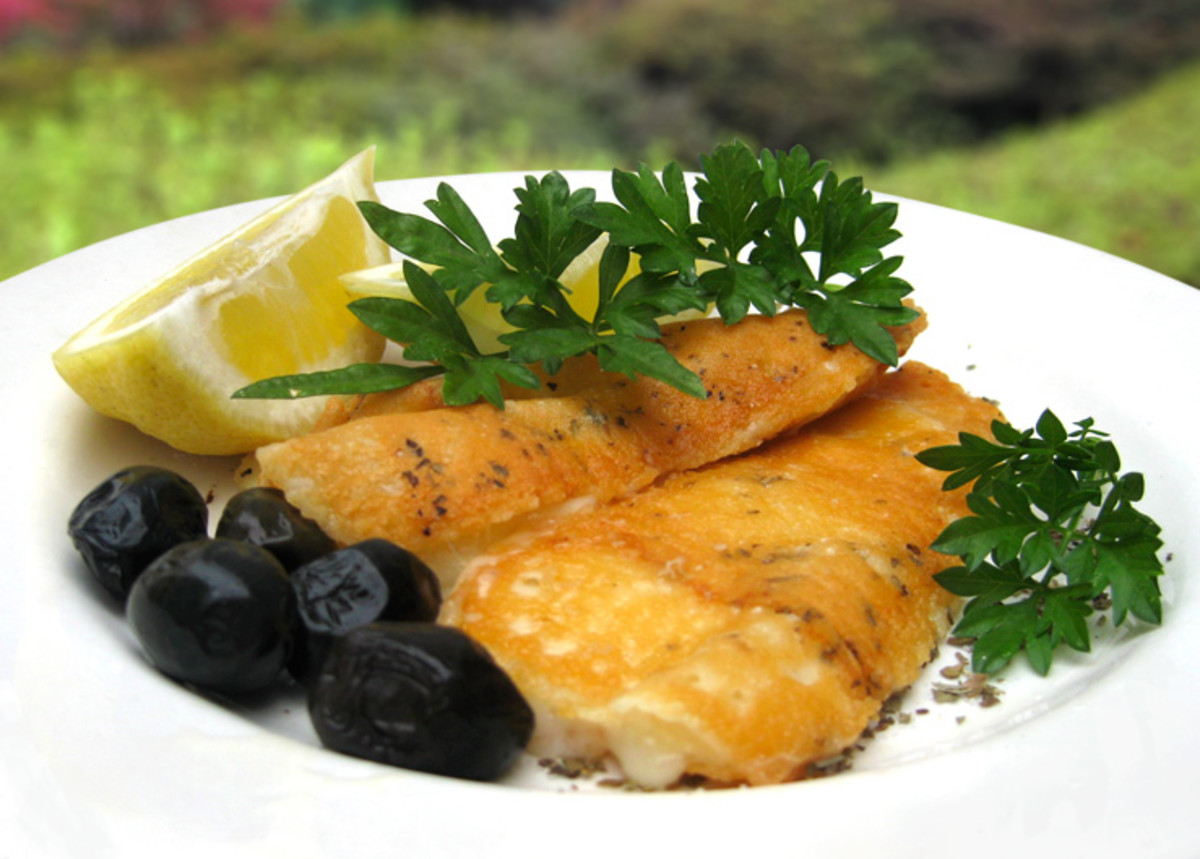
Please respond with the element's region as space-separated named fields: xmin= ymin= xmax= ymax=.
xmin=917 ymin=410 xmax=1165 ymax=676
xmin=235 ymin=141 xmax=917 ymax=408
xmin=573 ymin=141 xmax=918 ymax=364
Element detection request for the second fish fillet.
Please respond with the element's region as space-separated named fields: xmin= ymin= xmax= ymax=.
xmin=442 ymin=362 xmax=1002 ymax=787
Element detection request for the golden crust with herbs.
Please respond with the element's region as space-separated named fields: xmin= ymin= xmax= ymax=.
xmin=250 ymin=308 xmax=923 ymax=582
xmin=441 ymin=362 xmax=1003 ymax=787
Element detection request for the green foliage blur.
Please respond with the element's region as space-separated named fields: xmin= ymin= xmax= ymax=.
xmin=1 ymin=0 xmax=1198 ymax=286
xmin=858 ymin=63 xmax=1200 ymax=290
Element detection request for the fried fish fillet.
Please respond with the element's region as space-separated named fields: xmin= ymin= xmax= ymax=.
xmin=441 ymin=362 xmax=1002 ymax=787
xmin=252 ymin=309 xmax=923 ymax=582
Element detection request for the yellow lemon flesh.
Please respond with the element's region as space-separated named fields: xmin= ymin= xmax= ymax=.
xmin=52 ymin=148 xmax=391 ymax=455
xmin=343 ymin=236 xmax=708 ymax=354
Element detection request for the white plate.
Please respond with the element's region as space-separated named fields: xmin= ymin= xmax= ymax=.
xmin=2 ymin=172 xmax=1197 ymax=858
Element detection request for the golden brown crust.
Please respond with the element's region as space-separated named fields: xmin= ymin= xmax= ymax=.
xmin=442 ymin=362 xmax=1003 ymax=787
xmin=310 ymin=352 xmax=614 ymax=430
xmin=309 ymin=377 xmax=447 ymax=430
xmin=253 ymin=309 xmax=924 ymax=581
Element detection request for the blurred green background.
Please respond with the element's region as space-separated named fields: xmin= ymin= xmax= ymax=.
xmin=2 ymin=0 xmax=1197 ymax=286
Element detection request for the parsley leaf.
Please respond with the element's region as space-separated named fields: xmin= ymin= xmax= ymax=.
xmin=917 ymin=410 xmax=1166 ymax=676
xmin=235 ymin=141 xmax=915 ymax=408
xmin=233 ymin=363 xmax=442 ymax=400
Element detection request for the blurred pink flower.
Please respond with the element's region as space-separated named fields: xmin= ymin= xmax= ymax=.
xmin=1 ymin=0 xmax=284 ymax=44
xmin=0 ymin=0 xmax=58 ymax=40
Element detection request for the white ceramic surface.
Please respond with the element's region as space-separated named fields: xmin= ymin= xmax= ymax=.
xmin=2 ymin=171 xmax=1196 ymax=858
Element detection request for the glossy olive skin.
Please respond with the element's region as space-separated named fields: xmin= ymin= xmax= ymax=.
xmin=309 ymin=623 xmax=534 ymax=781
xmin=126 ymin=538 xmax=295 ymax=695
xmin=68 ymin=466 xmax=209 ymax=600
xmin=289 ymin=539 xmax=441 ymax=682
xmin=215 ymin=487 xmax=335 ymax=572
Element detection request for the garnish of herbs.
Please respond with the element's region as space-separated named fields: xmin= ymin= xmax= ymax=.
xmin=916 ymin=410 xmax=1165 ymax=676
xmin=234 ymin=140 xmax=918 ymax=408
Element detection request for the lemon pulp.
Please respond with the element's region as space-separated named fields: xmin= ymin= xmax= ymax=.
xmin=215 ymin=196 xmax=373 ymax=380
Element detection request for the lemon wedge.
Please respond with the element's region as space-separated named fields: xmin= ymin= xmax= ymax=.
xmin=343 ymin=235 xmax=715 ymax=354
xmin=53 ymin=148 xmax=391 ymax=455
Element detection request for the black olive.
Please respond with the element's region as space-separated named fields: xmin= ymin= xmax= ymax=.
xmin=68 ymin=465 xmax=209 ymax=600
xmin=289 ymin=539 xmax=442 ymax=682
xmin=309 ymin=623 xmax=534 ymax=781
xmin=126 ymin=538 xmax=295 ymax=695
xmin=215 ymin=487 xmax=335 ymax=572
